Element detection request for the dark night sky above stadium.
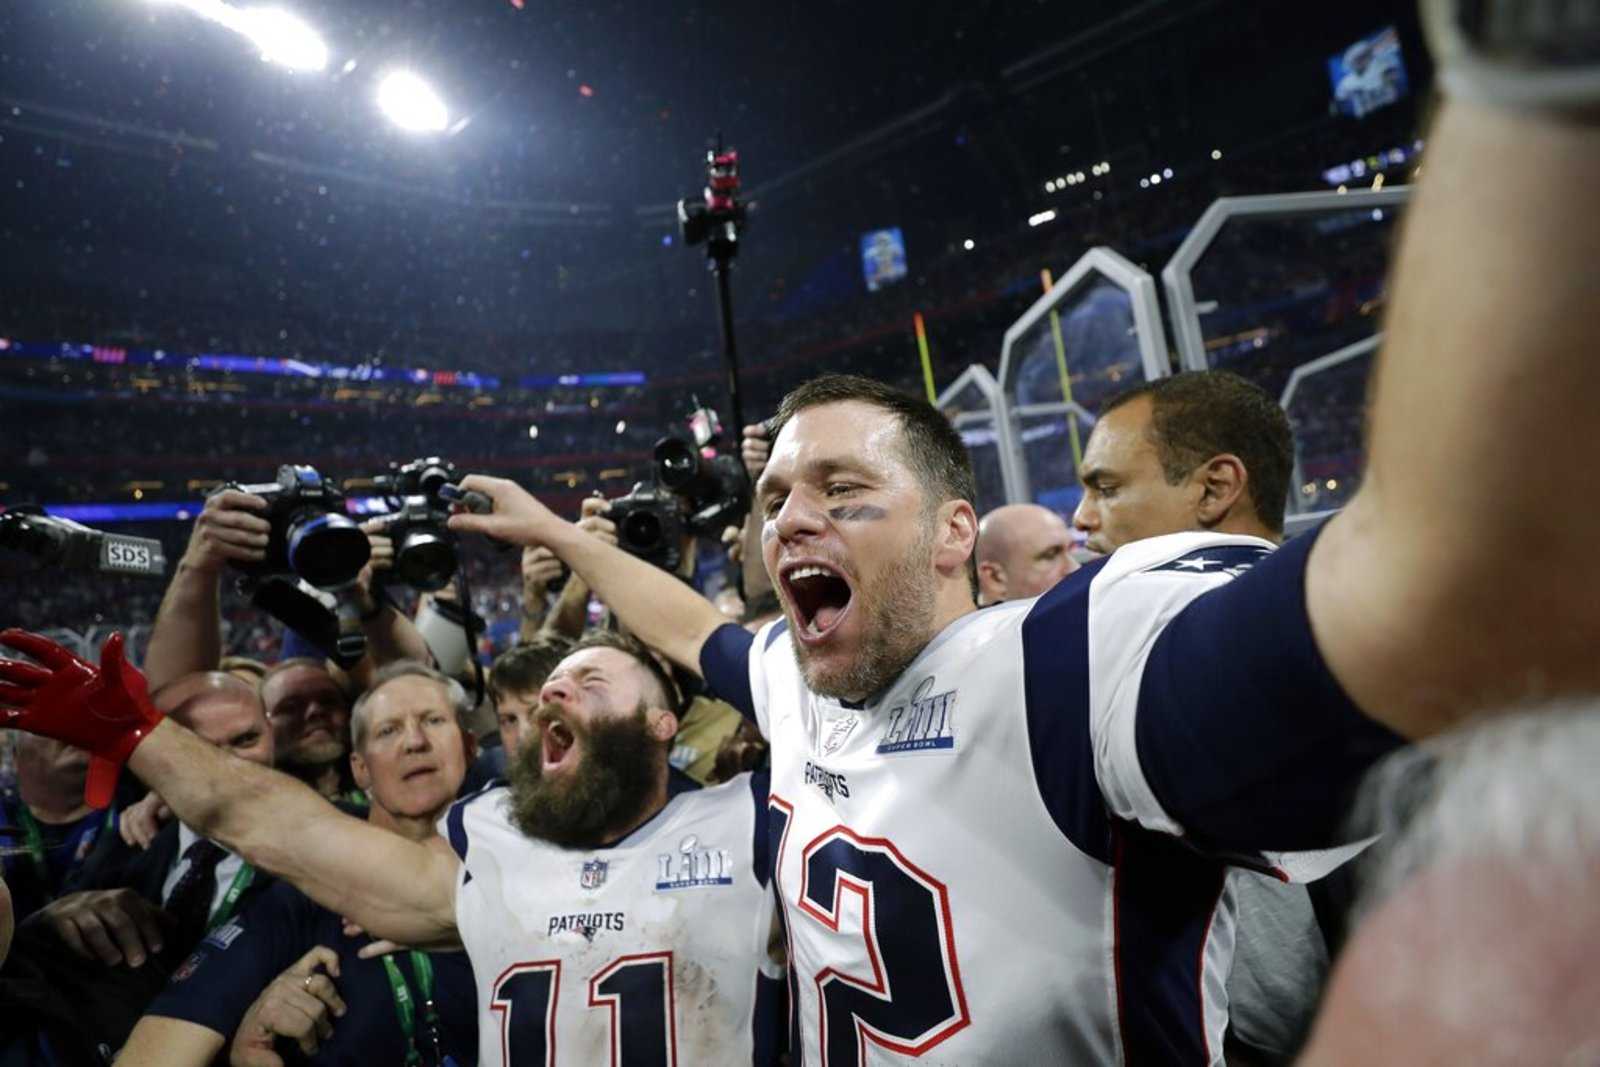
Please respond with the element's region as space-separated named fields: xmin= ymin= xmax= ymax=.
xmin=0 ymin=0 xmax=1425 ymax=342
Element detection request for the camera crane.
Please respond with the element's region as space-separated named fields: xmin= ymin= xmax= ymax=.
xmin=677 ymin=135 xmax=750 ymax=445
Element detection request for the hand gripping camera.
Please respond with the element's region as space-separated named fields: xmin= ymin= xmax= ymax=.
xmin=222 ymin=465 xmax=369 ymax=589
xmin=610 ymin=402 xmax=750 ymax=573
xmin=369 ymin=457 xmax=463 ymax=591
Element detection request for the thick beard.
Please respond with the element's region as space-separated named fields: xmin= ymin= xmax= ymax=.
xmin=506 ymin=700 xmax=662 ymax=849
xmin=795 ymin=519 xmax=938 ymax=702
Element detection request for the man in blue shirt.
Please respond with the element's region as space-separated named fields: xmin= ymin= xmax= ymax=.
xmin=0 ymin=734 xmax=108 ymax=924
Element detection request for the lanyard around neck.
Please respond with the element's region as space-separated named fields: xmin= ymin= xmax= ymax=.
xmin=382 ymin=950 xmax=440 ymax=1066
xmin=207 ymin=861 xmax=256 ymax=930
xmin=13 ymin=804 xmax=114 ymax=887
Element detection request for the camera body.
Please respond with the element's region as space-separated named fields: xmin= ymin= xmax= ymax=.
xmin=224 ymin=465 xmax=368 ymax=589
xmin=609 ymin=482 xmax=689 ymax=573
xmin=370 ymin=457 xmax=462 ymax=591
xmin=610 ymin=402 xmax=751 ymax=573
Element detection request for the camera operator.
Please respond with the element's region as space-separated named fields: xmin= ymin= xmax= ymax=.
xmin=143 ymin=490 xmax=272 ymax=692
xmin=528 ymin=495 xmax=620 ymax=641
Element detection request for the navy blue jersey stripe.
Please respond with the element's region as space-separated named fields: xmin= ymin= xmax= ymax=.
xmin=701 ymin=622 xmax=758 ymax=722
xmin=1111 ymin=824 xmax=1226 ymax=1065
xmin=1134 ymin=524 xmax=1404 ymax=853
xmin=1021 ymin=558 xmax=1113 ymax=864
xmin=749 ymin=769 xmax=771 ymax=888
xmin=763 ymin=618 xmax=789 ymax=651
xmin=444 ymin=779 xmax=501 ymax=866
xmin=751 ymin=971 xmax=785 ymax=1065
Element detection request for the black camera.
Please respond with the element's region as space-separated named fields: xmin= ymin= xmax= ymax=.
xmin=609 ymin=482 xmax=690 ymax=572
xmin=0 ymin=507 xmax=167 ymax=578
xmin=224 ymin=465 xmax=369 ymax=589
xmin=610 ymin=402 xmax=750 ymax=573
xmin=369 ymin=457 xmax=462 ymax=591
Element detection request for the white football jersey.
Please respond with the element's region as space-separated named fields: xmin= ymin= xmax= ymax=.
xmin=709 ymin=531 xmax=1376 ymax=1066
xmin=445 ymin=773 xmax=782 ymax=1066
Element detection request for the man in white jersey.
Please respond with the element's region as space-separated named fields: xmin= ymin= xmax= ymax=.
xmin=0 ymin=632 xmax=782 ymax=1066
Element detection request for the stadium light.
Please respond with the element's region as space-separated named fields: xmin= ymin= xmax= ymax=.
xmin=1211 ymin=148 xmax=1222 ymax=160
xmin=1027 ymin=209 xmax=1057 ymax=228
xmin=1045 ymin=180 xmax=1057 ymax=193
xmin=1162 ymin=167 xmax=1173 ymax=179
xmin=237 ymin=8 xmax=328 ymax=70
xmin=962 ymin=238 xmax=975 ymax=251
xmin=615 ymin=420 xmax=627 ymax=434
xmin=144 ymin=0 xmax=329 ymax=72
xmin=527 ymin=424 xmax=539 ymax=440
xmin=377 ymin=70 xmax=449 ymax=133
xmin=1150 ymin=173 xmax=1162 ymax=185
xmin=1140 ymin=178 xmax=1150 ymax=188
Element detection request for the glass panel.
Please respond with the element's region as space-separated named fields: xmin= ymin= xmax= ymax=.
xmin=1008 ymin=277 xmax=1145 ymax=416
xmin=1283 ymin=350 xmax=1372 ymax=515
xmin=954 ymin=420 xmax=1010 ymax=518
xmin=1014 ymin=407 xmax=1094 ymax=518
xmin=1189 ymin=206 xmax=1400 ymax=399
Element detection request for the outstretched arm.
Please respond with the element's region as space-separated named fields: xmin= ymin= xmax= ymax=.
xmin=130 ymin=719 xmax=461 ymax=949
xmin=1307 ymin=97 xmax=1600 ymax=739
xmin=144 ymin=490 xmax=269 ymax=691
xmin=0 ymin=632 xmax=459 ymax=949
xmin=448 ymin=477 xmax=728 ymax=674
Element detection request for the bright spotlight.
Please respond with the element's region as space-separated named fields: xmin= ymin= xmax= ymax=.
xmin=1045 ymin=180 xmax=1056 ymax=193
xmin=145 ymin=0 xmax=328 ymax=72
xmin=962 ymin=238 xmax=975 ymax=251
xmin=377 ymin=70 xmax=449 ymax=133
xmin=1150 ymin=174 xmax=1162 ymax=185
xmin=615 ymin=420 xmax=627 ymax=434
xmin=527 ymin=424 xmax=539 ymax=440
xmin=1027 ymin=209 xmax=1057 ymax=228
xmin=238 ymin=7 xmax=328 ymax=70
xmin=1162 ymin=167 xmax=1173 ymax=179
xmin=1211 ymin=148 xmax=1222 ymax=160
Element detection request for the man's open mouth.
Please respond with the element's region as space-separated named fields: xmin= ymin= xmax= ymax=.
xmin=781 ymin=561 xmax=855 ymax=641
xmin=541 ymin=719 xmax=577 ymax=772
xmin=401 ymin=766 xmax=438 ymax=782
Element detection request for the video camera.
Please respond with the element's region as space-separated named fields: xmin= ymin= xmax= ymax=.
xmin=610 ymin=401 xmax=750 ymax=572
xmin=367 ymin=457 xmax=462 ymax=592
xmin=221 ymin=465 xmax=370 ymax=590
xmin=0 ymin=507 xmax=167 ymax=578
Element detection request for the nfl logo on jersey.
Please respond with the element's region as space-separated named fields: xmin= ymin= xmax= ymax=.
xmin=580 ymin=858 xmax=608 ymax=890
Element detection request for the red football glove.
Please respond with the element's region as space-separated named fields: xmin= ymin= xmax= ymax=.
xmin=0 ymin=630 xmax=163 ymax=809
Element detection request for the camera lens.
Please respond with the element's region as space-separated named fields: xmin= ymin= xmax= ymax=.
xmin=620 ymin=509 xmax=664 ymax=550
xmin=654 ymin=438 xmax=700 ymax=492
xmin=285 ymin=512 xmax=371 ymax=588
xmin=396 ymin=529 xmax=458 ymax=591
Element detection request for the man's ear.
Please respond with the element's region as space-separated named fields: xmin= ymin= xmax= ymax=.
xmin=1195 ymin=454 xmax=1249 ymax=526
xmin=976 ymin=559 xmax=1007 ymax=601
xmin=646 ymin=707 xmax=680 ymax=744
xmin=349 ymin=750 xmax=370 ymax=791
xmin=935 ymin=500 xmax=979 ymax=578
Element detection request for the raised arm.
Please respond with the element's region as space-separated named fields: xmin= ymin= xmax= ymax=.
xmin=1307 ymin=96 xmax=1600 ymax=740
xmin=448 ymin=476 xmax=728 ymax=674
xmin=0 ymin=631 xmax=460 ymax=949
xmin=144 ymin=490 xmax=269 ymax=691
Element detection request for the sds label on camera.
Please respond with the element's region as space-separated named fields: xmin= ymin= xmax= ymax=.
xmin=103 ymin=541 xmax=154 ymax=572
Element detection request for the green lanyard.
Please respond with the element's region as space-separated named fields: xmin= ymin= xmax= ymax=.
xmin=207 ymin=861 xmax=256 ymax=930
xmin=13 ymin=805 xmax=116 ymax=888
xmin=382 ymin=950 xmax=441 ymax=1066
xmin=341 ymin=789 xmax=371 ymax=809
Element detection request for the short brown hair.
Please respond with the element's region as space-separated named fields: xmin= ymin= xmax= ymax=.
xmin=770 ymin=374 xmax=979 ymax=599
xmin=489 ymin=634 xmax=575 ymax=706
xmin=1101 ymin=371 xmax=1294 ymax=533
xmin=566 ymin=629 xmax=682 ymax=714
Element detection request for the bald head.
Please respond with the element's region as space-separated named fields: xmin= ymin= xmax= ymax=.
xmin=975 ymin=504 xmax=1078 ymax=605
xmin=153 ymin=671 xmax=274 ymax=768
